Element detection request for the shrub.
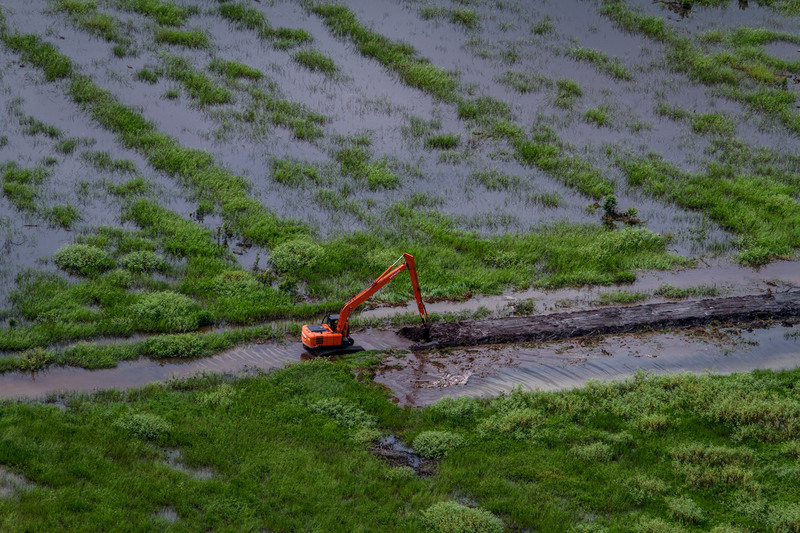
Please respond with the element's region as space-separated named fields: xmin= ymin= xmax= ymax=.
xmin=421 ymin=501 xmax=504 ymax=533
xmin=132 ymin=292 xmax=208 ymax=333
xmin=429 ymin=396 xmax=480 ymax=424
xmin=666 ymin=495 xmax=704 ymax=523
xmin=115 ymin=412 xmax=171 ymax=441
xmin=478 ymin=409 xmax=543 ymax=440
xmin=143 ymin=333 xmax=207 ymax=358
xmin=270 ymin=238 xmax=322 ymax=273
xmin=627 ymin=475 xmax=668 ymax=504
xmin=120 ymin=250 xmax=165 ymax=273
xmin=18 ymin=347 xmax=54 ymax=372
xmin=571 ymin=442 xmax=613 ymax=462
xmin=413 ymin=430 xmax=466 ymax=459
xmin=54 ymin=244 xmax=114 ymax=276
xmin=310 ymin=398 xmax=376 ymax=430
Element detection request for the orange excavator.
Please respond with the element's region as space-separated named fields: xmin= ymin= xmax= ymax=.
xmin=301 ymin=253 xmax=429 ymax=352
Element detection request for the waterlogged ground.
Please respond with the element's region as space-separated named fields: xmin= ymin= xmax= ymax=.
xmin=0 ymin=0 xmax=800 ymax=383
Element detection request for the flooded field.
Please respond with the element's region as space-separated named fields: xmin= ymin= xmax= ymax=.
xmin=1 ymin=0 xmax=800 ymax=395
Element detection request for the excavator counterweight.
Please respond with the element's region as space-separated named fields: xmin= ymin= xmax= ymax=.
xmin=301 ymin=253 xmax=429 ymax=352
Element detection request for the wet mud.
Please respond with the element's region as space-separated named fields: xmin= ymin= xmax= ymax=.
xmin=370 ymin=435 xmax=435 ymax=477
xmin=400 ymin=291 xmax=800 ymax=348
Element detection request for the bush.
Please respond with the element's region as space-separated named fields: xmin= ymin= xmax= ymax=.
xmin=120 ymin=250 xmax=165 ymax=273
xmin=310 ymin=398 xmax=376 ymax=430
xmin=413 ymin=430 xmax=466 ymax=459
xmin=429 ymin=396 xmax=480 ymax=424
xmin=571 ymin=442 xmax=613 ymax=462
xmin=270 ymin=238 xmax=322 ymax=273
xmin=478 ymin=409 xmax=543 ymax=440
xmin=422 ymin=501 xmax=504 ymax=533
xmin=115 ymin=412 xmax=171 ymax=441
xmin=54 ymin=244 xmax=114 ymax=276
xmin=143 ymin=333 xmax=207 ymax=358
xmin=132 ymin=292 xmax=208 ymax=333
xmin=666 ymin=495 xmax=704 ymax=523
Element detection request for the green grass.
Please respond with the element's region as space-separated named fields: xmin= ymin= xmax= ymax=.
xmin=2 ymin=357 xmax=800 ymax=530
xmin=20 ymin=115 xmax=62 ymax=138
xmin=154 ymin=28 xmax=209 ymax=48
xmin=163 ymin=55 xmax=233 ymax=105
xmin=655 ymin=101 xmax=691 ymax=121
xmin=584 ymin=106 xmax=612 ymax=127
xmin=424 ymin=134 xmax=460 ymax=150
xmin=654 ymin=284 xmax=719 ymax=299
xmin=82 ymin=151 xmax=136 ymax=173
xmin=469 ymin=169 xmax=521 ymax=191
xmin=245 ymin=86 xmax=327 ymax=141
xmin=218 ymin=2 xmax=313 ymax=50
xmin=555 ymin=78 xmax=582 ymax=109
xmin=135 ymin=68 xmax=158 ymax=83
xmin=565 ymin=46 xmax=633 ymax=81
xmin=691 ymin=113 xmax=736 ymax=136
xmin=117 ymin=0 xmax=189 ymax=26
xmin=292 ymin=48 xmax=339 ymax=75
xmin=54 ymin=0 xmax=133 ymax=53
xmin=334 ymin=144 xmax=401 ymax=190
xmin=312 ymin=4 xmax=459 ymax=101
xmin=497 ymin=70 xmax=553 ymax=93
xmin=208 ymin=58 xmax=262 ymax=81
xmin=420 ymin=6 xmax=480 ymax=29
xmin=596 ymin=290 xmax=648 ymax=305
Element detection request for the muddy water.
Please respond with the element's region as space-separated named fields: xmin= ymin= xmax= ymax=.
xmin=375 ymin=322 xmax=800 ymax=406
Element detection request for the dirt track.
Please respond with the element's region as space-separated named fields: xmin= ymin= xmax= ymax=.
xmin=400 ymin=291 xmax=800 ymax=349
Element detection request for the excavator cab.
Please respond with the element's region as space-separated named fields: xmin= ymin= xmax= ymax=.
xmin=301 ymin=253 xmax=428 ymax=353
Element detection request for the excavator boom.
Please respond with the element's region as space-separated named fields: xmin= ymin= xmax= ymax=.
xmin=301 ymin=253 xmax=428 ymax=351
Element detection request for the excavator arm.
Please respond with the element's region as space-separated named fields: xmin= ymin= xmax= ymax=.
xmin=336 ymin=253 xmax=429 ymax=335
xmin=301 ymin=253 xmax=429 ymax=351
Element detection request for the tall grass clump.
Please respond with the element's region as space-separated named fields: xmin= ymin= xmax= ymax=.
xmin=292 ymin=49 xmax=338 ymax=75
xmin=422 ymin=502 xmax=504 ymax=533
xmin=565 ymin=46 xmax=633 ymax=80
xmin=154 ymin=28 xmax=209 ymax=48
xmin=163 ymin=55 xmax=232 ymax=105
xmin=132 ymin=291 xmax=210 ymax=333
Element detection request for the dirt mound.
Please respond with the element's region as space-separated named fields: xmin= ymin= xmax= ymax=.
xmin=401 ymin=291 xmax=800 ymax=349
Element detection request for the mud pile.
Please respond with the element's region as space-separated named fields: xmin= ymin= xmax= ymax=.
xmin=400 ymin=291 xmax=800 ymax=349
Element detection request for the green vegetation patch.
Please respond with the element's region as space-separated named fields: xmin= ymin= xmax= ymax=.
xmin=654 ymin=284 xmax=719 ymax=299
xmin=596 ymin=290 xmax=648 ymax=305
xmin=555 ymin=78 xmax=582 ymax=109
xmin=565 ymin=46 xmax=633 ymax=81
xmin=163 ymin=55 xmax=233 ymax=105
xmin=117 ymin=0 xmax=190 ymax=26
xmin=691 ymin=113 xmax=736 ymax=136
xmin=154 ymin=28 xmax=209 ymax=48
xmin=334 ymin=142 xmax=401 ymax=190
xmin=54 ymin=0 xmax=133 ymax=54
xmin=245 ymin=86 xmax=327 ymax=140
xmin=584 ymin=106 xmax=612 ymax=128
xmin=497 ymin=70 xmax=553 ymax=93
xmin=292 ymin=48 xmax=339 ymax=76
xmin=420 ymin=6 xmax=480 ymax=30
xmin=218 ymin=2 xmax=312 ymax=50
xmin=424 ymin=134 xmax=460 ymax=150
xmin=208 ymin=58 xmax=262 ymax=81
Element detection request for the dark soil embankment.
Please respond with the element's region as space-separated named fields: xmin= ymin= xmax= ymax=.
xmin=400 ymin=291 xmax=800 ymax=349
